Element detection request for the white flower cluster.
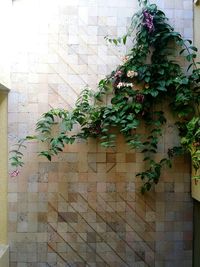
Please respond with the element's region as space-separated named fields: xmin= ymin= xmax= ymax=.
xmin=117 ymin=82 xmax=133 ymax=89
xmin=122 ymin=56 xmax=130 ymax=64
xmin=127 ymin=70 xmax=138 ymax=78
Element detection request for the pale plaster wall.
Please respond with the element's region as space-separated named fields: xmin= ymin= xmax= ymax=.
xmin=0 ymin=88 xmax=9 ymax=245
xmin=0 ymin=2 xmax=11 ymax=262
xmin=0 ymin=245 xmax=9 ymax=267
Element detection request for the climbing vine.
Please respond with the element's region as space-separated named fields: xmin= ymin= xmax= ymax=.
xmin=10 ymin=0 xmax=200 ymax=193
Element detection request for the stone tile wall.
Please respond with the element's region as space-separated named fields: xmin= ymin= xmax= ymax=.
xmin=8 ymin=0 xmax=193 ymax=266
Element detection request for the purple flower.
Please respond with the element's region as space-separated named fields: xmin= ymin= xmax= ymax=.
xmin=143 ymin=10 xmax=154 ymax=33
xmin=10 ymin=169 xmax=20 ymax=177
xmin=135 ymin=94 xmax=145 ymax=103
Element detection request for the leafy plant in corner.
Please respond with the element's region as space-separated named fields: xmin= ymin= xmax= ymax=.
xmin=181 ymin=117 xmax=200 ymax=179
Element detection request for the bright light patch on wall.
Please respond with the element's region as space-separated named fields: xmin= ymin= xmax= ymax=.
xmin=0 ymin=0 xmax=12 ymax=87
xmin=12 ymin=0 xmax=58 ymax=66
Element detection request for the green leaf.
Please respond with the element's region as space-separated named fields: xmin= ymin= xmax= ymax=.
xmin=123 ymin=35 xmax=127 ymax=45
xmin=189 ymin=46 xmax=198 ymax=52
xmin=180 ymin=48 xmax=186 ymax=55
xmin=185 ymin=39 xmax=192 ymax=45
xmin=181 ymin=78 xmax=189 ymax=84
xmin=39 ymin=151 xmax=52 ymax=161
xmin=158 ymin=69 xmax=164 ymax=75
xmin=187 ymin=63 xmax=193 ymax=71
xmin=149 ymin=90 xmax=159 ymax=97
xmin=113 ymin=39 xmax=118 ymax=45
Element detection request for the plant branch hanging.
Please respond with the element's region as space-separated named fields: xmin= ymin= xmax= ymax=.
xmin=10 ymin=0 xmax=200 ymax=193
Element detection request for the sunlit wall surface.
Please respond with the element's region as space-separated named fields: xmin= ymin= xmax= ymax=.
xmin=9 ymin=0 xmax=193 ymax=266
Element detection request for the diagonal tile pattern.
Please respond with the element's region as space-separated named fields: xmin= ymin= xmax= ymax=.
xmin=8 ymin=0 xmax=193 ymax=266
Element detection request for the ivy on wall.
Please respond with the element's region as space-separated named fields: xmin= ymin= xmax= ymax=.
xmin=10 ymin=0 xmax=200 ymax=193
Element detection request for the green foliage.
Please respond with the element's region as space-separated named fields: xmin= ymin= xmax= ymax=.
xmin=181 ymin=117 xmax=200 ymax=172
xmin=10 ymin=138 xmax=26 ymax=168
xmin=10 ymin=1 xmax=200 ymax=193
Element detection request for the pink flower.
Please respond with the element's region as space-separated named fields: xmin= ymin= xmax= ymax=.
xmin=10 ymin=170 xmax=20 ymax=177
xmin=114 ymin=70 xmax=123 ymax=78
